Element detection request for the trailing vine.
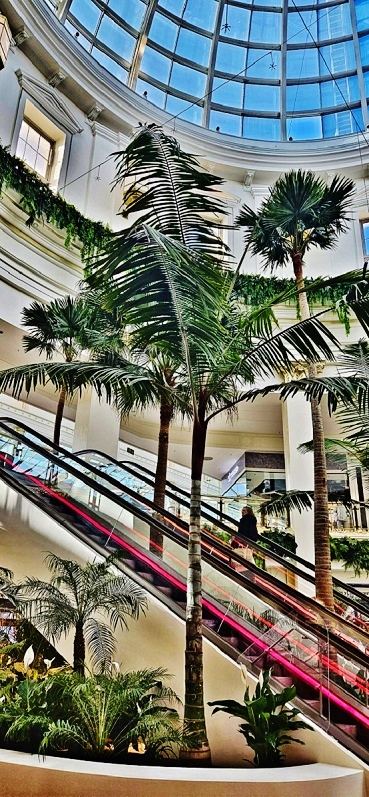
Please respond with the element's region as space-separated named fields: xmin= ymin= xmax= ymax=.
xmin=0 ymin=144 xmax=111 ymax=262
xmin=330 ymin=536 xmax=369 ymax=577
xmin=235 ymin=273 xmax=352 ymax=333
xmin=0 ymin=143 xmax=356 ymax=322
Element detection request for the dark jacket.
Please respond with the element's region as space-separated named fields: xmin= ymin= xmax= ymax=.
xmin=237 ymin=513 xmax=258 ymax=543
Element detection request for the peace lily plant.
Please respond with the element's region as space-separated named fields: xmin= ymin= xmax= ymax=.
xmin=209 ymin=665 xmax=312 ymax=768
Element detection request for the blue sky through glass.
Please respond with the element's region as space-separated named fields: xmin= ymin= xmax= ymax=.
xmin=63 ymin=0 xmax=369 ymax=141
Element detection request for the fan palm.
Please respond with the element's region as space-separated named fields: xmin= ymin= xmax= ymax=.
xmin=17 ymin=553 xmax=147 ymax=676
xmin=5 ymin=296 xmax=102 ymax=447
xmin=237 ymin=170 xmax=355 ymax=610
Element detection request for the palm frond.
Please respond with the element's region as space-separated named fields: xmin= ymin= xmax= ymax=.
xmin=84 ymin=618 xmax=116 ymax=673
xmin=237 ymin=170 xmax=355 ymax=269
xmin=239 ymin=375 xmax=360 ymax=415
xmin=260 ymin=490 xmax=314 ymax=516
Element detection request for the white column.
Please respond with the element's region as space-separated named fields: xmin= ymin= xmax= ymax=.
xmin=348 ymin=463 xmax=369 ymax=530
xmin=72 ymin=388 xmax=121 ymax=459
xmin=282 ymin=393 xmax=315 ymax=567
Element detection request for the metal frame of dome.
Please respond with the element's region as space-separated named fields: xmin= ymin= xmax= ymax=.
xmin=50 ymin=0 xmax=369 ymax=143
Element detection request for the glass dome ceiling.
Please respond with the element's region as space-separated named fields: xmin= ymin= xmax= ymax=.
xmin=54 ymin=0 xmax=369 ymax=142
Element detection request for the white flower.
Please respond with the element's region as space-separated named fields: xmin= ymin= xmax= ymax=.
xmin=43 ymin=657 xmax=55 ymax=671
xmin=111 ymin=661 xmax=120 ymax=675
xmin=0 ymin=695 xmax=6 ymax=703
xmin=23 ymin=645 xmax=34 ymax=672
xmin=240 ymin=663 xmax=248 ymax=685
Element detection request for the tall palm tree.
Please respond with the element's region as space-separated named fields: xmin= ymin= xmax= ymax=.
xmin=86 ymin=228 xmax=344 ymax=762
xmin=236 ymin=170 xmax=355 ymax=610
xmin=9 ymin=230 xmax=361 ymax=764
xmin=3 ymin=128 xmax=362 ymax=760
xmin=18 ymin=553 xmax=147 ymax=676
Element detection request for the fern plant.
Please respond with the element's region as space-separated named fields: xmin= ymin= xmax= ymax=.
xmin=0 ymin=669 xmax=185 ymax=762
xmin=209 ymin=667 xmax=312 ymax=767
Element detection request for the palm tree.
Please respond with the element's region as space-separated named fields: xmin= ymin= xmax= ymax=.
xmin=92 ymin=341 xmax=191 ymax=554
xmin=3 ymin=668 xmax=183 ymax=762
xmin=86 ymin=240 xmax=345 ymax=761
xmin=18 ymin=553 xmax=147 ymax=676
xmin=8 ymin=296 xmax=100 ymax=446
xmin=236 ymin=170 xmax=355 ymax=610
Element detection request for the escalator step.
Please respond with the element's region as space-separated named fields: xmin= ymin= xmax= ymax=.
xmin=273 ymin=676 xmax=293 ymax=687
xmin=222 ymin=636 xmax=239 ymax=647
xmin=336 ymin=724 xmax=357 ymax=739
xmin=157 ymin=586 xmax=172 ymax=596
xmin=203 ymin=619 xmax=218 ymax=630
xmin=304 ymin=699 xmax=320 ymax=713
xmin=136 ymin=572 xmax=155 ymax=583
xmin=122 ymin=559 xmax=136 ymax=569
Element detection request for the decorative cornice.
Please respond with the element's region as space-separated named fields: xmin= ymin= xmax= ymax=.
xmin=86 ymin=103 xmax=103 ymax=123
xmin=47 ymin=68 xmax=66 ymax=88
xmin=15 ymin=68 xmax=83 ymax=134
xmin=13 ymin=25 xmax=30 ymax=47
xmin=87 ymin=120 xmax=122 ymax=145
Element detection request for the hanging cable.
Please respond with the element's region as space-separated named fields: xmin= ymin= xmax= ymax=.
xmin=57 ymin=3 xmax=369 ymax=193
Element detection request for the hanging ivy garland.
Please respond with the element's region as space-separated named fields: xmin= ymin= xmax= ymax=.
xmin=0 ymin=143 xmax=356 ymax=328
xmin=235 ymin=273 xmax=352 ymax=333
xmin=0 ymin=144 xmax=111 ymax=262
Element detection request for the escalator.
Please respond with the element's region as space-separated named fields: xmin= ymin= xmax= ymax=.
xmin=74 ymin=447 xmax=369 ymax=619
xmin=1 ymin=417 xmax=369 ymax=761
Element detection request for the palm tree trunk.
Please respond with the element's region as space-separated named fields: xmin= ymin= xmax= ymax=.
xmin=150 ymin=400 xmax=173 ymax=556
xmin=54 ymin=385 xmax=66 ymax=447
xmin=180 ymin=407 xmax=211 ymax=764
xmin=292 ymin=254 xmax=334 ymax=610
xmin=73 ymin=621 xmax=85 ymax=676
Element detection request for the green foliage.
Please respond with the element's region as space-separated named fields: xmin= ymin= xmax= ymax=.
xmin=235 ymin=274 xmax=352 ymax=333
xmin=0 ymin=144 xmax=110 ymax=261
xmin=260 ymin=530 xmax=297 ymax=555
xmin=0 ymin=669 xmax=184 ymax=762
xmin=209 ymin=667 xmax=311 ymax=767
xmin=330 ymin=536 xmax=369 ymax=577
xmin=203 ymin=524 xmax=232 ymax=544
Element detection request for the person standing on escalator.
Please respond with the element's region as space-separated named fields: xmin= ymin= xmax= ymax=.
xmin=231 ymin=506 xmax=258 ymax=563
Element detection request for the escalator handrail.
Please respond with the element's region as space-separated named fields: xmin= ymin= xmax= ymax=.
xmin=75 ymin=448 xmax=369 ymax=612
xmin=4 ymin=464 xmax=369 ymax=763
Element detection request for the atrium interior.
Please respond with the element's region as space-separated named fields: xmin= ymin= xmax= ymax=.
xmin=1 ymin=0 xmax=369 ymax=793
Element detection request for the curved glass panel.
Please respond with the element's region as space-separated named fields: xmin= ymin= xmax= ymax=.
xmin=59 ymin=0 xmax=369 ymax=141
